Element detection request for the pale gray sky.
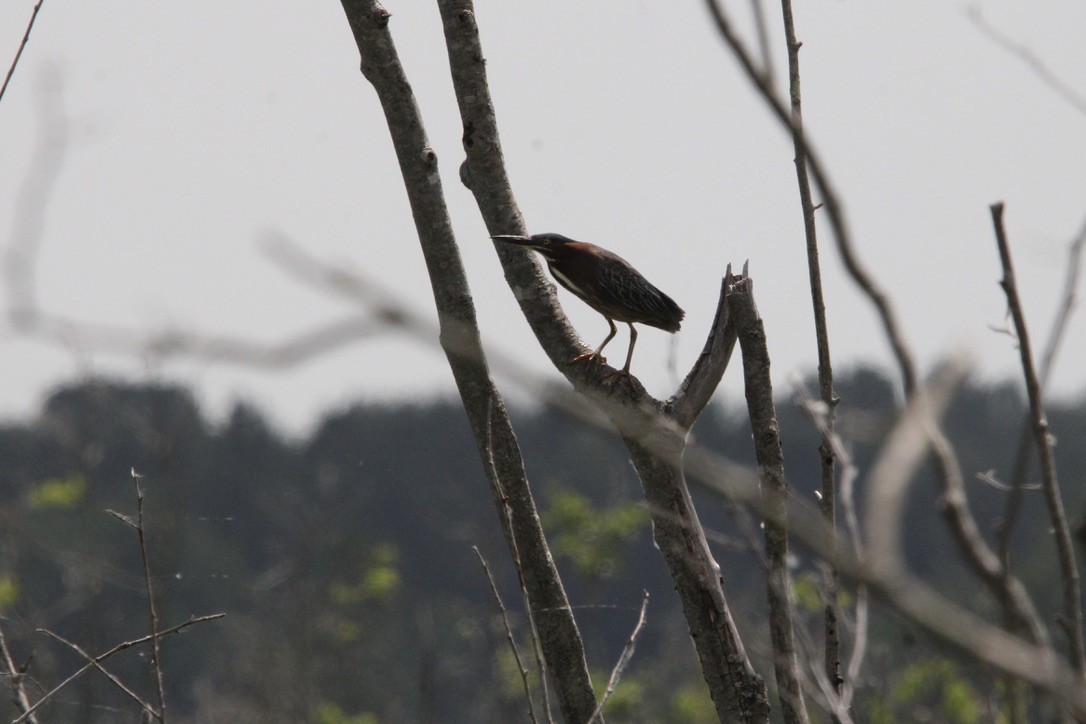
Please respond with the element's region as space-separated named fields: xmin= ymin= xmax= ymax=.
xmin=2 ymin=1 xmax=1084 ymax=434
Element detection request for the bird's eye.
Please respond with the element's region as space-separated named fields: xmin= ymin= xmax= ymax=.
xmin=541 ymin=238 xmax=550 ymax=245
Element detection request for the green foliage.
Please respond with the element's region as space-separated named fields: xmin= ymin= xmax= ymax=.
xmin=792 ymin=571 xmax=822 ymax=614
xmin=0 ymin=575 xmax=19 ymax=609
xmin=590 ymin=669 xmax=644 ymax=720
xmin=362 ymin=544 xmax=401 ymax=600
xmin=27 ymin=474 xmax=87 ymax=509
xmin=668 ymin=683 xmax=716 ymax=723
xmin=3 ymin=374 xmax=1085 ymax=720
xmin=314 ymin=702 xmax=378 ymax=724
xmin=543 ymin=488 xmax=648 ymax=578
xmin=866 ymin=658 xmax=982 ymax=724
xmin=329 ymin=543 xmax=401 ymax=607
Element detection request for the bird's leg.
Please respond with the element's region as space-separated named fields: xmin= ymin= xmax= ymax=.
xmin=572 ymin=318 xmax=617 ymax=366
xmin=621 ymin=323 xmax=637 ymax=375
xmin=601 ymin=323 xmax=637 ymax=384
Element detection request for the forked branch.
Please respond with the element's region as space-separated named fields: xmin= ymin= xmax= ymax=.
xmin=437 ymin=1 xmax=769 ymax=719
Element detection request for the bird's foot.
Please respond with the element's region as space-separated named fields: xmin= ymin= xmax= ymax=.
xmin=571 ymin=351 xmax=606 ymax=366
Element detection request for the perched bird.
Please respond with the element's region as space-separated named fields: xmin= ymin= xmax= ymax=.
xmin=492 ymin=232 xmax=684 ymax=378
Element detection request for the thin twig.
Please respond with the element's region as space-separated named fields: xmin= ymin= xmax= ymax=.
xmin=990 ymin=202 xmax=1085 ymax=675
xmin=998 ymin=218 xmax=1086 ymax=564
xmin=704 ymin=0 xmax=917 ymax=394
xmin=792 ymin=381 xmax=869 ymax=713
xmin=705 ymin=0 xmax=1051 ymax=658
xmin=129 ymin=469 xmax=167 ymax=720
xmin=680 ymin=441 xmax=1086 ymax=714
xmin=790 ymin=616 xmax=853 ymax=723
xmin=587 ymin=591 xmax=650 ymax=724
xmin=472 ymin=546 xmax=538 ymax=724
xmin=482 ymin=401 xmax=554 ymax=724
xmin=979 ymin=470 xmax=1041 ymax=493
xmin=37 ymin=629 xmax=159 ymax=721
xmin=748 ymin=0 xmax=776 ymax=90
xmin=14 ymin=614 xmax=224 ymax=724
xmin=0 ymin=0 xmax=44 ymax=106
xmin=775 ymin=0 xmax=841 ymax=696
xmin=0 ymin=623 xmax=37 ymax=723
xmin=967 ymin=6 xmax=1086 ymax=118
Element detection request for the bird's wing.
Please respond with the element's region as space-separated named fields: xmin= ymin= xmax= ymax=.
xmin=585 ymin=250 xmax=684 ymax=330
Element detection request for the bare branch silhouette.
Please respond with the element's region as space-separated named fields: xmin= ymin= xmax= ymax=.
xmin=437 ymin=1 xmax=769 ymax=717
xmin=587 ymin=591 xmax=650 ymax=724
xmin=705 ymin=0 xmax=1050 ymax=660
xmin=0 ymin=0 xmax=45 ymax=105
xmin=967 ymin=6 xmax=1086 ymax=118
xmin=775 ymin=0 xmax=841 ymax=694
xmin=472 ymin=546 xmax=539 ymax=724
xmin=0 ymin=624 xmax=37 ymax=724
xmin=991 ymin=201 xmax=1085 ymax=674
xmin=337 ymin=3 xmax=598 ymax=720
xmin=793 ymin=380 xmax=868 ymax=715
xmin=999 ymin=218 xmax=1086 ymax=565
xmin=13 ymin=614 xmax=224 ymax=724
xmin=130 ymin=469 xmax=167 ymax=721
xmin=731 ymin=276 xmax=809 ymax=723
xmin=37 ymin=629 xmax=158 ymax=721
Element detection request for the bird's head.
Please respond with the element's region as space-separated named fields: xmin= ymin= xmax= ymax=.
xmin=491 ymin=233 xmax=576 ymax=262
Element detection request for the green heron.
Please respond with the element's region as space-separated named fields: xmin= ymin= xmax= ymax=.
xmin=492 ymin=233 xmax=684 ymax=377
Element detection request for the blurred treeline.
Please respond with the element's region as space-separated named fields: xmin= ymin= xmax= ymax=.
xmin=1 ymin=369 xmax=1084 ymax=723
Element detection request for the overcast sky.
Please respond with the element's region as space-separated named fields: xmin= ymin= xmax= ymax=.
xmin=1 ymin=1 xmax=1084 ymax=434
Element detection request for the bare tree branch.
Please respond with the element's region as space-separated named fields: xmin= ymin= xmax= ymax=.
xmin=671 ymin=268 xmax=740 ymax=428
xmin=967 ymin=6 xmax=1086 ymax=118
xmin=998 ymin=217 xmax=1086 ymax=566
xmin=704 ymin=0 xmax=917 ymax=394
xmin=37 ymin=629 xmax=159 ymax=721
xmin=128 ymin=469 xmax=167 ymax=721
xmin=731 ymin=276 xmax=809 ymax=723
xmin=748 ymin=0 xmax=776 ymax=91
xmin=0 ymin=0 xmax=44 ymax=106
xmin=864 ymin=359 xmax=971 ymax=570
xmin=5 ymin=62 xmax=65 ymax=329
xmin=680 ymin=391 xmax=1086 ymax=714
xmin=472 ymin=546 xmax=539 ymax=724
xmin=13 ymin=614 xmax=224 ymax=724
xmin=481 ymin=401 xmax=554 ymax=723
xmin=792 ymin=381 xmax=868 ymax=715
xmin=705 ymin=0 xmax=1051 ymax=662
xmin=173 ymin=243 xmax=1086 ymax=713
xmin=774 ymin=0 xmax=841 ymax=694
xmin=337 ymin=3 xmax=598 ymax=721
xmin=587 ymin=591 xmax=650 ymax=724
xmin=437 ymin=1 xmax=769 ymax=718
xmin=991 ymin=201 xmax=1085 ymax=674
xmin=0 ymin=623 xmax=37 ymax=724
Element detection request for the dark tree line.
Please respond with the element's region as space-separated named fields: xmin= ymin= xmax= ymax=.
xmin=1 ymin=371 xmax=1083 ymax=721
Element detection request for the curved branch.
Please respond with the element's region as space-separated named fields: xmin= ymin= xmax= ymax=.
xmin=670 ymin=267 xmax=740 ymax=429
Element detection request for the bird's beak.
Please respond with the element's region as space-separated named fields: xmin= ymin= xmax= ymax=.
xmin=490 ymin=234 xmax=534 ymax=247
